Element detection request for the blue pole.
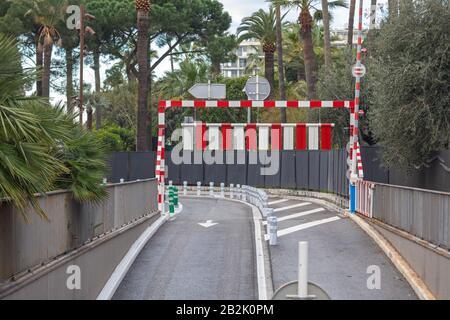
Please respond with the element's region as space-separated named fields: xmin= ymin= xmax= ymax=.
xmin=350 ymin=183 xmax=356 ymax=214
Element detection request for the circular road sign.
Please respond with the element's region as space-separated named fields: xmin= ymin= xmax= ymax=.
xmin=352 ymin=64 xmax=366 ymax=78
xmin=244 ymin=76 xmax=271 ymax=101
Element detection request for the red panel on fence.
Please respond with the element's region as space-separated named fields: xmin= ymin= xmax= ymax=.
xmin=195 ymin=122 xmax=206 ymax=151
xmin=271 ymin=124 xmax=282 ymax=150
xmin=221 ymin=123 xmax=232 ymax=150
xmin=296 ymin=124 xmax=307 ymax=150
xmin=321 ymin=124 xmax=332 ymax=150
xmin=246 ymin=124 xmax=257 ymax=151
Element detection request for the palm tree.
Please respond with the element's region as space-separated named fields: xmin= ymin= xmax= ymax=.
xmin=237 ymin=7 xmax=281 ymax=99
xmin=347 ymin=0 xmax=356 ymax=46
xmin=25 ymin=0 xmax=66 ymax=98
xmin=135 ymin=0 xmax=150 ymax=151
xmin=275 ymin=4 xmax=287 ymax=122
xmin=0 ymin=35 xmax=107 ymax=220
xmin=275 ymin=0 xmax=347 ymax=99
xmin=321 ymin=0 xmax=332 ymax=68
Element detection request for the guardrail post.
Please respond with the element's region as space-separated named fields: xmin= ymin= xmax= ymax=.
xmin=197 ymin=182 xmax=201 ymax=196
xmin=183 ymin=181 xmax=187 ymax=196
xmin=242 ymin=186 xmax=247 ymax=202
xmin=268 ymin=216 xmax=278 ymax=246
xmin=209 ymin=182 xmax=214 ymax=196
xmin=220 ymin=183 xmax=225 ymax=197
xmin=229 ymin=184 xmax=234 ymax=199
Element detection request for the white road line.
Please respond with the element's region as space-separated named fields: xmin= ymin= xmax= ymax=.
xmin=273 ymin=202 xmax=311 ymax=212
xmin=263 ymin=208 xmax=325 ymax=225
xmin=265 ymin=216 xmax=341 ymax=241
xmin=268 ymin=199 xmax=289 ymax=206
xmin=252 ymin=205 xmax=269 ymax=300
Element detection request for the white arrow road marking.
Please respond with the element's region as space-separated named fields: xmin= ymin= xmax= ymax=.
xmin=198 ymin=220 xmax=218 ymax=228
xmin=268 ymin=199 xmax=290 ymax=206
xmin=264 ymin=216 xmax=341 ymax=241
xmin=263 ymin=208 xmax=325 ymax=225
xmin=273 ymin=202 xmax=311 ymax=212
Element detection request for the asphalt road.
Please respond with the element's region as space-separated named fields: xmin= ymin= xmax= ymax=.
xmin=267 ymin=197 xmax=417 ymax=300
xmin=113 ymin=197 xmax=257 ymax=300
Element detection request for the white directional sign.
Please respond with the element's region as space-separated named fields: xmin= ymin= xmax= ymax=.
xmin=188 ymin=82 xmax=226 ymax=100
xmin=198 ymin=220 xmax=218 ymax=228
xmin=244 ymin=76 xmax=271 ymax=101
xmin=352 ymin=64 xmax=366 ymax=78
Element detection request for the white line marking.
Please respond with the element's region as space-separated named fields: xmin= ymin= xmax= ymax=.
xmin=252 ymin=205 xmax=268 ymax=300
xmin=268 ymin=199 xmax=289 ymax=205
xmin=273 ymin=202 xmax=311 ymax=212
xmin=264 ymin=216 xmax=341 ymax=241
xmin=263 ymin=208 xmax=325 ymax=225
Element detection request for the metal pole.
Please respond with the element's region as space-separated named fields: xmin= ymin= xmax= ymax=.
xmin=79 ymin=5 xmax=85 ymax=127
xmin=298 ymin=241 xmax=308 ymax=298
xmin=350 ymin=0 xmax=364 ymax=213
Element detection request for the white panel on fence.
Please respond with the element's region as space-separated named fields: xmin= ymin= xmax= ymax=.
xmin=283 ymin=125 xmax=295 ymax=150
xmin=182 ymin=124 xmax=194 ymax=150
xmin=233 ymin=125 xmax=245 ymax=150
xmin=259 ymin=125 xmax=270 ymax=150
xmin=308 ymin=126 xmax=319 ymax=150
xmin=208 ymin=125 xmax=220 ymax=150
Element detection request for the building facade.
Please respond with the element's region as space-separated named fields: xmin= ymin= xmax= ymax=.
xmin=220 ymin=39 xmax=264 ymax=78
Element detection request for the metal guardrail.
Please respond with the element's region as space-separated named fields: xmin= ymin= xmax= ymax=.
xmin=370 ymin=182 xmax=450 ymax=250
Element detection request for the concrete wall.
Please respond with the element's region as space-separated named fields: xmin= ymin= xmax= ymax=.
xmin=372 ymin=222 xmax=450 ymax=299
xmin=372 ymin=184 xmax=450 ymax=250
xmin=0 ymin=179 xmax=158 ymax=285
xmin=1 ymin=216 xmax=155 ymax=300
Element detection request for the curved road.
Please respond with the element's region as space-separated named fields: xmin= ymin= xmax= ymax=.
xmin=113 ymin=197 xmax=257 ymax=300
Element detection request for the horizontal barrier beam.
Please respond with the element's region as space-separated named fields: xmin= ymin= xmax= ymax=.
xmin=159 ymin=100 xmax=355 ymax=109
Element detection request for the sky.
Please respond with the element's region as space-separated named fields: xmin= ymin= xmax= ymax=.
xmin=51 ymin=0 xmax=388 ymax=104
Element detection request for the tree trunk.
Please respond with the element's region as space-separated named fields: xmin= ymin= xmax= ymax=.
xmin=93 ymin=47 xmax=101 ymax=93
xmin=264 ymin=49 xmax=275 ymax=101
xmin=42 ymin=36 xmax=52 ymax=98
xmin=93 ymin=47 xmax=101 ymax=130
xmin=348 ymin=0 xmax=356 ymax=46
xmin=276 ymin=4 xmax=287 ymax=123
xmin=136 ymin=9 xmax=150 ymax=151
xmin=86 ymin=108 xmax=93 ymax=131
xmin=36 ymin=37 xmax=43 ymax=96
xmin=66 ymin=47 xmax=74 ymax=113
xmin=299 ymin=9 xmax=317 ymax=100
xmin=322 ymin=0 xmax=332 ymax=69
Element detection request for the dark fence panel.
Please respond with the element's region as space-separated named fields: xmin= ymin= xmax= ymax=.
xmin=129 ymin=152 xmax=156 ymax=182
xmin=226 ymin=151 xmax=247 ymax=186
xmin=281 ymin=151 xmax=297 ymax=189
xmin=204 ymin=152 xmax=227 ymax=185
xmin=264 ymin=152 xmax=281 ymax=189
xmin=247 ymin=152 xmax=265 ymax=188
xmin=308 ymin=152 xmax=321 ymax=191
xmin=296 ymin=152 xmax=309 ymax=190
xmin=319 ymin=152 xmax=329 ymax=192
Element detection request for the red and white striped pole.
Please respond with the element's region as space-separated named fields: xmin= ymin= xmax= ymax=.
xmin=157 ymin=102 xmax=166 ymax=214
xmin=350 ymin=0 xmax=365 ymax=213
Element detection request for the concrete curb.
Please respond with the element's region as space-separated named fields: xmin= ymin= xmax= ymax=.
xmin=96 ymin=214 xmax=168 ymax=300
xmin=347 ymin=212 xmax=435 ymax=300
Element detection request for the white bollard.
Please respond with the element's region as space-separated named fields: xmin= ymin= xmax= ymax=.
xmin=197 ymin=182 xmax=201 ymax=196
xmin=236 ymin=184 xmax=241 ymax=200
xmin=209 ymin=182 xmax=214 ymax=196
xmin=120 ymin=178 xmax=125 ymax=183
xmin=220 ymin=183 xmax=225 ymax=197
xmin=298 ymin=241 xmax=309 ymax=298
xmin=229 ymin=184 xmax=234 ymax=199
xmin=183 ymin=181 xmax=187 ymax=196
xmin=268 ymin=216 xmax=278 ymax=246
xmin=102 ymin=178 xmax=107 ymax=185
xmin=169 ymin=180 xmax=173 ymax=186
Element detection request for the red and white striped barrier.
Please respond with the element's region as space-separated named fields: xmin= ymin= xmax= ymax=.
xmin=356 ymin=180 xmax=373 ymax=218
xmin=180 ymin=122 xmax=335 ymax=151
xmin=356 ymin=141 xmax=364 ymax=178
xmin=159 ymin=100 xmax=355 ymax=109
